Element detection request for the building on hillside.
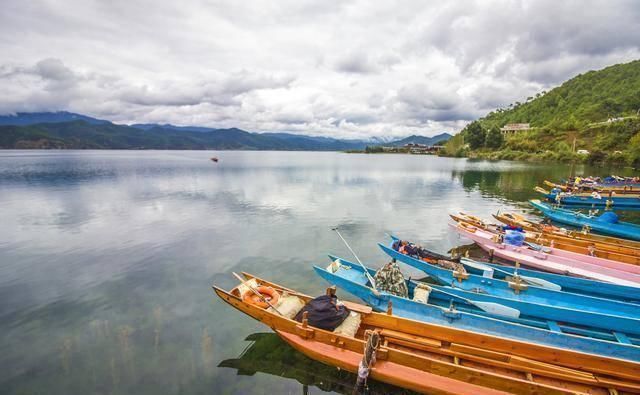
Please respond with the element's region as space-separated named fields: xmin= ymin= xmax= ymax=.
xmin=500 ymin=123 xmax=531 ymax=135
xmin=403 ymin=143 xmax=443 ymax=154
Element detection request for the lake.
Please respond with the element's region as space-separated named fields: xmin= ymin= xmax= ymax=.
xmin=0 ymin=150 xmax=636 ymax=395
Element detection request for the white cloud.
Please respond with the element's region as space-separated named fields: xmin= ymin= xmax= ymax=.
xmin=0 ymin=0 xmax=638 ymax=139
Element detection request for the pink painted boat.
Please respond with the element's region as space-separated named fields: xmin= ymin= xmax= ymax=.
xmin=527 ymin=236 xmax=640 ymax=275
xmin=452 ymin=223 xmax=640 ymax=287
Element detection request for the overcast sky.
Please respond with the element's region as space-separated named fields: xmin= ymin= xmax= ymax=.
xmin=1 ymin=1 xmax=639 ymax=138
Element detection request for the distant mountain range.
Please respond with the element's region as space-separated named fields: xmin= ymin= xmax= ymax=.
xmin=0 ymin=111 xmax=109 ymax=126
xmin=0 ymin=112 xmax=451 ymax=150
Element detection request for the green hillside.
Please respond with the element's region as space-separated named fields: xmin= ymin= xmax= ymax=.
xmin=443 ymin=60 xmax=640 ymax=165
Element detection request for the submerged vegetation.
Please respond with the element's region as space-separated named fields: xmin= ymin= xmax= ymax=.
xmin=442 ymin=60 xmax=640 ymax=165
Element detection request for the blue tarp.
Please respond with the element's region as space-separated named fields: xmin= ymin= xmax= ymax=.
xmin=504 ymin=230 xmax=525 ymax=246
xmin=597 ymin=211 xmax=619 ymax=224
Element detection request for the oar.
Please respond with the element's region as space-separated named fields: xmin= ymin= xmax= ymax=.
xmin=460 ymin=258 xmax=561 ymax=291
xmin=232 ymin=272 xmax=284 ymax=316
xmin=421 ymin=283 xmax=521 ymax=318
xmin=332 ymin=227 xmax=378 ymax=291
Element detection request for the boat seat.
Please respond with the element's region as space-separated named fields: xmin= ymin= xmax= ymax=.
xmin=613 ymin=332 xmax=633 ymax=345
xmin=380 ymin=329 xmax=442 ymax=351
xmin=413 ymin=284 xmax=431 ymax=304
xmin=236 ymin=278 xmax=260 ymax=297
xmin=267 ymin=293 xmax=305 ymax=319
xmin=341 ymin=300 xmax=372 ymax=314
xmin=547 ymin=321 xmax=562 ymax=333
xmin=333 ymin=311 xmax=361 ymax=337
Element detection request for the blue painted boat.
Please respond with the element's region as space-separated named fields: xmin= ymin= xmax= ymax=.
xmin=482 ymin=262 xmax=640 ymax=303
xmin=536 ymin=186 xmax=640 ymax=208
xmin=378 ymin=240 xmax=640 ymax=315
xmin=530 ymin=199 xmax=640 ymax=241
xmin=382 ymin=234 xmax=640 ymax=303
xmin=314 ymin=258 xmax=640 ymax=362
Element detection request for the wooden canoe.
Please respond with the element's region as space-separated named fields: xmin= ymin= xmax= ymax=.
xmin=321 ymin=255 xmax=640 ymax=350
xmin=383 ymin=233 xmax=640 ymax=303
xmin=453 ymin=222 xmax=640 ymax=286
xmin=214 ymin=272 xmax=640 ymax=394
xmin=545 ymin=180 xmax=640 ymax=194
xmin=493 ymin=211 xmax=640 ymax=252
xmin=451 ymin=212 xmax=640 ymax=265
xmin=535 ymin=187 xmax=640 ymax=208
xmin=530 ymin=199 xmax=640 ymax=241
xmin=376 ymin=240 xmax=640 ymax=319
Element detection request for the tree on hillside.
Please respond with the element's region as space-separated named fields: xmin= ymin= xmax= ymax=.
xmin=465 ymin=121 xmax=486 ymax=149
xmin=629 ymin=132 xmax=640 ymax=167
xmin=485 ymin=126 xmax=504 ymax=149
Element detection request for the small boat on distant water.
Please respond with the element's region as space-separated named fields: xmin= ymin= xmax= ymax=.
xmin=210 ymin=157 xmax=219 ymax=162
xmin=215 ymin=272 xmax=640 ymax=393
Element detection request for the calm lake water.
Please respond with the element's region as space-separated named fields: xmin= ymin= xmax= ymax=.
xmin=1 ymin=150 xmax=637 ymax=395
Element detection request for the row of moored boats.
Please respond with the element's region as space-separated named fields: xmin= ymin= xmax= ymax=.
xmin=213 ymin=176 xmax=640 ymax=394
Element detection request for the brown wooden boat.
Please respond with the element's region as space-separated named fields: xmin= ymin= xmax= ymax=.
xmin=494 ymin=211 xmax=640 ymax=251
xmin=545 ymin=180 xmax=640 ymax=194
xmin=214 ymin=272 xmax=640 ymax=394
xmin=451 ymin=213 xmax=640 ymax=264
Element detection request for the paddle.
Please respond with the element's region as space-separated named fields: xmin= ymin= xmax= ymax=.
xmin=232 ymin=272 xmax=284 ymax=316
xmin=332 ymin=227 xmax=378 ymax=292
xmin=460 ymin=258 xmax=561 ymax=291
xmin=420 ymin=282 xmax=521 ymax=318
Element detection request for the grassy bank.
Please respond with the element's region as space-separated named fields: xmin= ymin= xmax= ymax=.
xmin=441 ymin=117 xmax=640 ymax=166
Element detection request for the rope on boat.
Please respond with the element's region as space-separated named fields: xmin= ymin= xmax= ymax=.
xmin=353 ymin=331 xmax=380 ymax=394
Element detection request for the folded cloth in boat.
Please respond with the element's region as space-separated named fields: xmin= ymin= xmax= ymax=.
xmin=333 ymin=311 xmax=361 ymax=337
xmin=237 ymin=278 xmax=260 ymax=297
xmin=268 ymin=292 xmax=304 ymax=319
xmin=295 ymin=294 xmax=350 ymax=331
xmin=413 ymin=284 xmax=431 ymax=304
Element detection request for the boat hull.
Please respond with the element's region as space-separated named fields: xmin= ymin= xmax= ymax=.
xmin=277 ymin=331 xmax=508 ymax=395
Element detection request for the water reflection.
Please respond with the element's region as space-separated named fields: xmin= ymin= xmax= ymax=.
xmin=0 ymin=150 xmax=636 ymax=394
xmin=219 ymin=332 xmax=419 ymax=395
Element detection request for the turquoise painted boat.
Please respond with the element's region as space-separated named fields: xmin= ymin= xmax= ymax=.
xmin=538 ymin=189 xmax=640 ymax=208
xmin=482 ymin=262 xmax=640 ymax=303
xmin=530 ymin=199 xmax=640 ymax=241
xmin=314 ymin=257 xmax=640 ymax=362
xmin=378 ymin=239 xmax=640 ymax=313
xmin=378 ymin=236 xmax=640 ymax=304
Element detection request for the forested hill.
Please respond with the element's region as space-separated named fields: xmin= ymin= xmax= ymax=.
xmin=483 ymin=60 xmax=640 ymax=129
xmin=0 ymin=121 xmax=368 ymax=150
xmin=443 ymin=60 xmax=640 ymax=165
